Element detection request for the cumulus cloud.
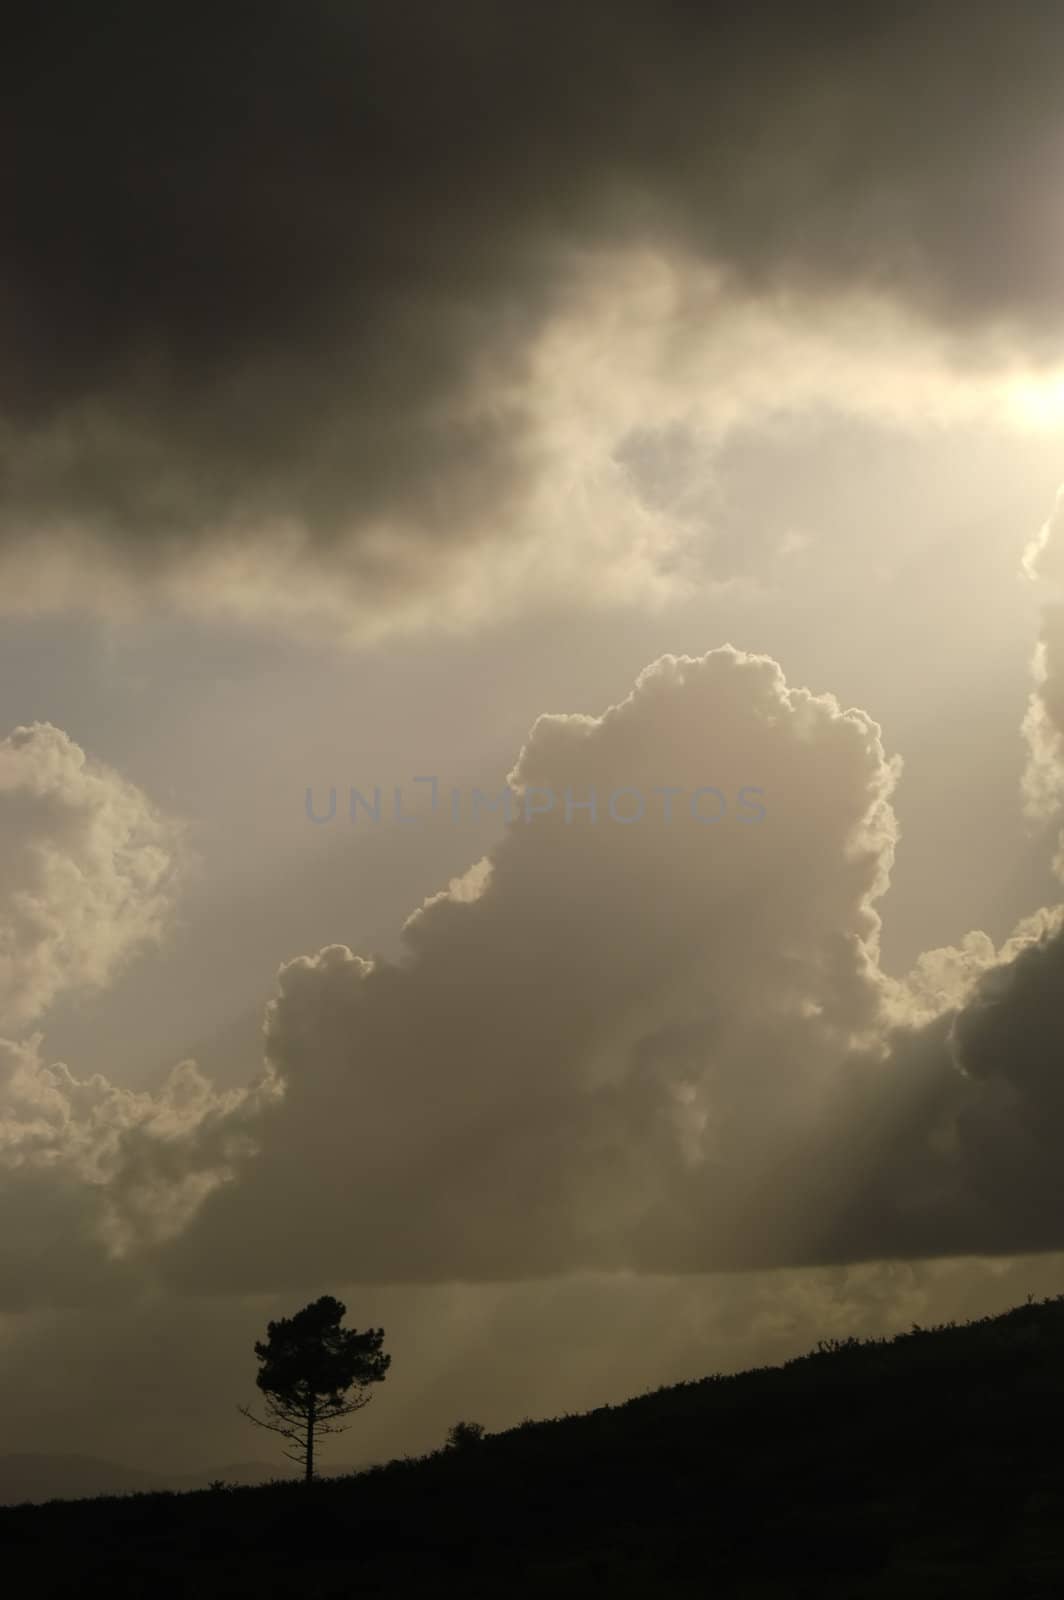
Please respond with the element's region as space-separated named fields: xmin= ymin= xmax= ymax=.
xmin=0 ymin=724 xmax=281 ymax=1308
xmin=0 ymin=723 xmax=182 ymax=1032
xmin=1 ymin=644 xmax=1062 ymax=1311
xmin=0 ymin=1033 xmax=280 ymax=1308
xmin=157 ymin=646 xmax=902 ymax=1287
xmin=5 ymin=5 xmax=1064 ymax=635
xmin=142 ymin=640 xmax=1064 ymax=1293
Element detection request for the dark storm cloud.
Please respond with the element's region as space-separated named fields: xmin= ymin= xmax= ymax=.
xmin=5 ymin=2 xmax=1064 ymax=602
xmin=818 ymin=910 xmax=1064 ymax=1266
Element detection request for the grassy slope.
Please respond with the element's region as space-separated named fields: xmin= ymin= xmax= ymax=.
xmin=8 ymin=1293 xmax=1064 ymax=1597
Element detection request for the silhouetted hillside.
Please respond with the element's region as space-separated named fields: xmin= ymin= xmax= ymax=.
xmin=8 ymin=1294 xmax=1064 ymax=1597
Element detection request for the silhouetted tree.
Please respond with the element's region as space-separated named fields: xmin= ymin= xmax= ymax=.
xmin=239 ymin=1295 xmax=389 ymax=1481
xmin=446 ymin=1420 xmax=485 ymax=1450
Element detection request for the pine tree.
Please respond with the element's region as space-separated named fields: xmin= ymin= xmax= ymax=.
xmin=239 ymin=1295 xmax=389 ymax=1481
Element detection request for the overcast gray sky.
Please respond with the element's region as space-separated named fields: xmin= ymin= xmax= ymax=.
xmin=4 ymin=1 xmax=1064 ymax=1487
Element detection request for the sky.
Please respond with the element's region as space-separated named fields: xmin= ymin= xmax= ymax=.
xmin=5 ymin=2 xmax=1064 ymax=1482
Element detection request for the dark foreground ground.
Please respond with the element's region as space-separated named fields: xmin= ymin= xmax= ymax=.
xmin=8 ymin=1294 xmax=1064 ymax=1597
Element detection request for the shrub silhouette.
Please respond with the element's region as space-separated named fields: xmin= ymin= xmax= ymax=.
xmin=445 ymin=1420 xmax=485 ymax=1450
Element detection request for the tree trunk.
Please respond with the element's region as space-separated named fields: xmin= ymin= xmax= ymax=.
xmin=306 ymin=1393 xmax=316 ymax=1483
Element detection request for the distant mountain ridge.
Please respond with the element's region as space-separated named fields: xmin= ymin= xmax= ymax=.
xmin=0 ymin=1453 xmax=368 ymax=1506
